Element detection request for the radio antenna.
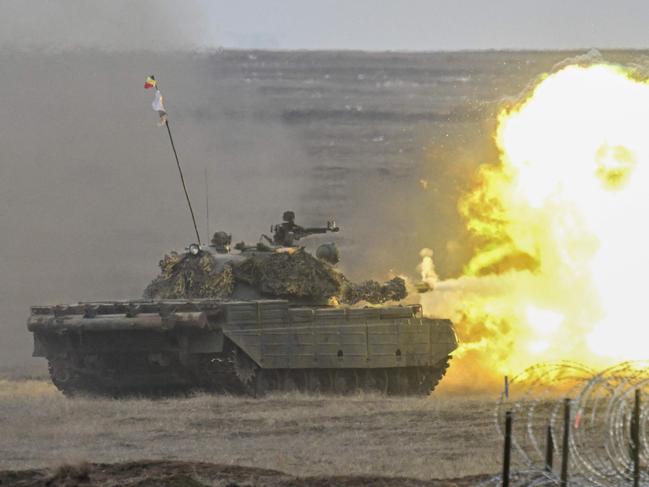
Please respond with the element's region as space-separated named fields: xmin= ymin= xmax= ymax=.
xmin=204 ymin=167 xmax=210 ymax=241
xmin=145 ymin=75 xmax=201 ymax=244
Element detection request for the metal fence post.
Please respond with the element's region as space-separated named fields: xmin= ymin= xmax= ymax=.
xmin=545 ymin=423 xmax=554 ymax=472
xmin=560 ymin=398 xmax=570 ymax=487
xmin=633 ymin=389 xmax=641 ymax=487
xmin=503 ymin=410 xmax=512 ymax=487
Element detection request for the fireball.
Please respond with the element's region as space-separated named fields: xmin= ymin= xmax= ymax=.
xmin=423 ymin=63 xmax=649 ymax=387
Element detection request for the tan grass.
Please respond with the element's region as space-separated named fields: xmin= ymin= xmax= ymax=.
xmin=0 ymin=380 xmax=501 ymax=479
xmin=0 ymin=379 xmax=59 ymax=397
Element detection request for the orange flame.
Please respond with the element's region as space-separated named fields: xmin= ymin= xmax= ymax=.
xmin=422 ymin=63 xmax=649 ymax=391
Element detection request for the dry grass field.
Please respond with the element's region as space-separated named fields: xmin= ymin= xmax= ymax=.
xmin=0 ymin=378 xmax=500 ymax=484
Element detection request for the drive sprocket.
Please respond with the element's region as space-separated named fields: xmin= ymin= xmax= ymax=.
xmin=232 ymin=348 xmax=257 ymax=386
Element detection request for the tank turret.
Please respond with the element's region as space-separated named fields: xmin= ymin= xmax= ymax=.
xmin=144 ymin=212 xmax=406 ymax=306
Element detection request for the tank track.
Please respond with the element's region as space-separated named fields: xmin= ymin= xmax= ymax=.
xmin=47 ymin=348 xmax=451 ymax=397
xmin=48 ymin=358 xmax=96 ymax=397
xmin=47 ymin=353 xmax=196 ymax=397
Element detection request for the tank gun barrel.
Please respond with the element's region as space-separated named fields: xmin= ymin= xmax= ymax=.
xmin=414 ymin=281 xmax=433 ymax=293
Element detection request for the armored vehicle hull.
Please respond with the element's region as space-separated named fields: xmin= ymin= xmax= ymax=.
xmin=28 ymin=299 xmax=456 ymax=396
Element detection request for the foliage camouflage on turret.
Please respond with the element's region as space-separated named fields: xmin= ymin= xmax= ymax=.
xmin=143 ymin=248 xmax=407 ymax=305
xmin=233 ymin=249 xmax=340 ymax=299
xmin=143 ymin=251 xmax=234 ymax=299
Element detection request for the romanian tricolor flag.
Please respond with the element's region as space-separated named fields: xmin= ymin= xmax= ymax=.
xmin=144 ymin=75 xmax=167 ymax=126
xmin=144 ymin=76 xmax=157 ymax=89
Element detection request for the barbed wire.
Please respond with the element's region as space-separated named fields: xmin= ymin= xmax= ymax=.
xmin=491 ymin=361 xmax=649 ymax=486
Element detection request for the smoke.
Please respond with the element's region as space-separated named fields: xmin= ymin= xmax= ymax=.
xmin=417 ymin=248 xmax=438 ymax=287
xmin=0 ymin=0 xmax=216 ymax=52
xmin=0 ymin=50 xmax=308 ymax=371
xmin=498 ymin=49 xmax=607 ymax=111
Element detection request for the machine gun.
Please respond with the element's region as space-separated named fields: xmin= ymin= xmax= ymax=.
xmin=264 ymin=211 xmax=339 ymax=247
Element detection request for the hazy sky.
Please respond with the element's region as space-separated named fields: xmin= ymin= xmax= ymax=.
xmin=0 ymin=0 xmax=647 ymax=51
xmin=202 ymin=0 xmax=649 ymax=51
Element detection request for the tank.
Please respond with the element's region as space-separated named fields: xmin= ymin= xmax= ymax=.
xmin=27 ymin=213 xmax=457 ymax=396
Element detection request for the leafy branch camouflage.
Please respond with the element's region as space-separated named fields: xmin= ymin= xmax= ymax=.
xmin=143 ymin=248 xmax=406 ymax=305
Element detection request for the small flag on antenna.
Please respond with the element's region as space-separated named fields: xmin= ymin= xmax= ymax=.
xmin=144 ymin=76 xmax=157 ymax=89
xmin=142 ymin=75 xmax=202 ymax=245
xmin=144 ymin=75 xmax=168 ymax=126
xmin=152 ymin=89 xmax=167 ymax=126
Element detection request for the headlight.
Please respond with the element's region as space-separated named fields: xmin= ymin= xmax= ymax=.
xmin=188 ymin=243 xmax=201 ymax=256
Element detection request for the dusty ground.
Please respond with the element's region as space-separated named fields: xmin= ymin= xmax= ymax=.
xmin=0 ymin=461 xmax=493 ymax=487
xmin=0 ymin=378 xmax=500 ymax=484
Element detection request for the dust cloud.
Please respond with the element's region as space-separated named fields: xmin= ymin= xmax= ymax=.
xmin=0 ymin=51 xmax=310 ymax=370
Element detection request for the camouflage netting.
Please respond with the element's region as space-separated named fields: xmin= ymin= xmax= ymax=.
xmin=143 ymin=248 xmax=407 ymax=305
xmin=143 ymin=252 xmax=234 ymax=300
xmin=233 ymin=249 xmax=341 ymax=298
xmin=341 ymin=277 xmax=408 ymax=305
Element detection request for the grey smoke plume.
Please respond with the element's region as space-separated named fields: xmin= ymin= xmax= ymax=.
xmin=0 ymin=0 xmax=215 ymax=51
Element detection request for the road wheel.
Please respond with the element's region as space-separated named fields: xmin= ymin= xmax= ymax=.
xmin=306 ymin=370 xmax=324 ymax=394
xmin=332 ymin=370 xmax=357 ymax=395
xmin=360 ymin=369 xmax=388 ymax=394
xmin=372 ymin=369 xmax=390 ymax=394
xmin=387 ymin=369 xmax=410 ymax=396
xmin=281 ymin=370 xmax=304 ymax=392
xmin=254 ymin=370 xmax=273 ymax=396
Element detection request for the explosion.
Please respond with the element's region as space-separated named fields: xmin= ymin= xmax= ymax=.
xmin=422 ymin=63 xmax=649 ymax=389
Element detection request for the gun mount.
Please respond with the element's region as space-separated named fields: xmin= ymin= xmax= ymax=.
xmin=265 ymin=210 xmax=339 ymax=247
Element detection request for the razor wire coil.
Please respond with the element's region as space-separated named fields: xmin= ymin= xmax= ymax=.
xmin=494 ymin=361 xmax=649 ymax=486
